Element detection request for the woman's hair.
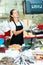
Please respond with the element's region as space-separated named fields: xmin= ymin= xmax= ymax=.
xmin=10 ymin=9 xmax=15 ymax=22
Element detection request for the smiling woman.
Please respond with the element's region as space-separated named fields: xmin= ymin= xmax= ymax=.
xmin=9 ymin=9 xmax=24 ymax=45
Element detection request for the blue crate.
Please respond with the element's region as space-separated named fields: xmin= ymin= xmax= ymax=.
xmin=0 ymin=38 xmax=4 ymax=46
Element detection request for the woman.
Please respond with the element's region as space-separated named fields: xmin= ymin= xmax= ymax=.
xmin=9 ymin=9 xmax=24 ymax=45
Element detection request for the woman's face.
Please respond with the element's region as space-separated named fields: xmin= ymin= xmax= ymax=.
xmin=12 ymin=10 xmax=19 ymax=18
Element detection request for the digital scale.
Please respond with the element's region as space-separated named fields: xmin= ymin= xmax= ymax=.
xmin=23 ymin=0 xmax=43 ymax=14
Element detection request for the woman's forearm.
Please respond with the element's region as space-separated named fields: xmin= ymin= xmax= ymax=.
xmin=12 ymin=29 xmax=23 ymax=36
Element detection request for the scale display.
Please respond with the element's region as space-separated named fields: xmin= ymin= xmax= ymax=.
xmin=31 ymin=5 xmax=42 ymax=9
xmin=23 ymin=0 xmax=43 ymax=14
